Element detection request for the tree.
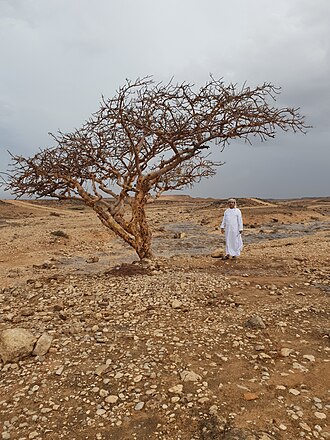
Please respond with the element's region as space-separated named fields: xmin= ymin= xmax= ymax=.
xmin=2 ymin=77 xmax=307 ymax=259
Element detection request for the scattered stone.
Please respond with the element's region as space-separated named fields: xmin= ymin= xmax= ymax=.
xmin=289 ymin=388 xmax=301 ymax=396
xmin=86 ymin=256 xmax=99 ymax=263
xmin=168 ymin=384 xmax=183 ymax=394
xmin=280 ymin=348 xmax=293 ymax=357
xmin=134 ymin=402 xmax=145 ymax=411
xmin=303 ymin=354 xmax=315 ymax=362
xmin=243 ymin=392 xmax=259 ymax=401
xmin=245 ymin=315 xmax=266 ymax=329
xmin=171 ymin=300 xmax=182 ymax=309
xmin=180 ymin=370 xmax=201 ymax=382
xmin=0 ymin=328 xmax=36 ymax=363
xmin=314 ymin=412 xmax=326 ymax=420
xmin=105 ymin=395 xmax=119 ymax=404
xmin=32 ymin=333 xmax=53 ymax=356
xmin=211 ymin=249 xmax=223 ymax=258
xmin=55 ymin=366 xmax=64 ymax=375
xmin=299 ymin=422 xmax=312 ymax=432
xmin=95 ymin=364 xmax=110 ymax=376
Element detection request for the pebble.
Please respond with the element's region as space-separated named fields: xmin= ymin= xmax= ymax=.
xmin=314 ymin=412 xmax=326 ymax=420
xmin=180 ymin=370 xmax=201 ymax=382
xmin=303 ymin=354 xmax=315 ymax=362
xmin=171 ymin=300 xmax=182 ymax=309
xmin=168 ymin=384 xmax=183 ymax=394
xmin=289 ymin=389 xmax=301 ymax=396
xmin=134 ymin=402 xmax=145 ymax=411
xmin=280 ymin=348 xmax=293 ymax=357
xmin=105 ymin=395 xmax=118 ymax=404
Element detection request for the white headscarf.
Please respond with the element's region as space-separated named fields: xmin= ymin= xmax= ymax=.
xmin=228 ymin=198 xmax=237 ymax=207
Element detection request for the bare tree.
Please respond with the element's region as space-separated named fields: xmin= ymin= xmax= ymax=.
xmin=2 ymin=77 xmax=308 ymax=259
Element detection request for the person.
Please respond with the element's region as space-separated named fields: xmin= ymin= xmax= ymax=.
xmin=220 ymin=198 xmax=243 ymax=259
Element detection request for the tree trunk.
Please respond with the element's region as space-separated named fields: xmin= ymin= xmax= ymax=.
xmin=131 ymin=179 xmax=153 ymax=260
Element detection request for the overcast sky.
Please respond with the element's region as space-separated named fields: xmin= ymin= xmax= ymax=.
xmin=0 ymin=0 xmax=329 ymax=199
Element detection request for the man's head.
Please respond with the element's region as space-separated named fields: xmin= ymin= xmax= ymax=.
xmin=228 ymin=198 xmax=236 ymax=208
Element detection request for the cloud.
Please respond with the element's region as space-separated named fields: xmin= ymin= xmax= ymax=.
xmin=0 ymin=0 xmax=329 ymax=198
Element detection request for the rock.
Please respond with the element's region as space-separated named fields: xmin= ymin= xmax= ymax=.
xmin=259 ymin=434 xmax=276 ymax=440
xmin=32 ymin=333 xmax=53 ymax=356
xmin=171 ymin=300 xmax=182 ymax=309
xmin=314 ymin=412 xmax=326 ymax=420
xmin=243 ymin=392 xmax=259 ymax=401
xmin=280 ymin=348 xmax=293 ymax=357
xmin=95 ymin=364 xmax=109 ymax=376
xmin=99 ymin=389 xmax=109 ymax=397
xmin=180 ymin=370 xmax=201 ymax=382
xmin=173 ymin=232 xmax=186 ymax=239
xmin=0 ymin=328 xmax=36 ymax=363
xmin=289 ymin=388 xmax=300 ymax=396
xmin=245 ymin=315 xmax=266 ymax=329
xmin=134 ymin=401 xmax=145 ymax=411
xmin=303 ymin=354 xmax=315 ymax=362
xmin=86 ymin=256 xmax=99 ymax=263
xmin=55 ymin=366 xmax=64 ymax=375
xmin=299 ymin=422 xmax=312 ymax=432
xmin=211 ymin=249 xmax=223 ymax=258
xmin=105 ymin=395 xmax=118 ymax=404
xmin=209 ymin=405 xmax=218 ymax=415
xmin=168 ymin=384 xmax=183 ymax=394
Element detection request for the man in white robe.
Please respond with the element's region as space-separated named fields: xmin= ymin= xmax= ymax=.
xmin=220 ymin=198 xmax=243 ymax=259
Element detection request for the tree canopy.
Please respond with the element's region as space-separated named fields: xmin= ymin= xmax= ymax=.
xmin=3 ymin=77 xmax=308 ymax=259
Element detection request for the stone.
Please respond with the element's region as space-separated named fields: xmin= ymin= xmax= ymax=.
xmin=95 ymin=364 xmax=109 ymax=376
xmin=243 ymin=392 xmax=259 ymax=401
xmin=0 ymin=328 xmax=36 ymax=363
xmin=134 ymin=402 xmax=145 ymax=411
xmin=245 ymin=315 xmax=266 ymax=329
xmin=55 ymin=366 xmax=64 ymax=375
xmin=211 ymin=249 xmax=223 ymax=258
xmin=105 ymin=395 xmax=119 ymax=404
xmin=280 ymin=348 xmax=293 ymax=357
xmin=32 ymin=333 xmax=53 ymax=356
xmin=209 ymin=405 xmax=218 ymax=415
xmin=171 ymin=300 xmax=182 ymax=309
xmin=168 ymin=384 xmax=183 ymax=394
xmin=289 ymin=388 xmax=301 ymax=396
xmin=314 ymin=412 xmax=326 ymax=420
xmin=299 ymin=422 xmax=312 ymax=432
xmin=303 ymin=354 xmax=315 ymax=362
xmin=180 ymin=370 xmax=201 ymax=382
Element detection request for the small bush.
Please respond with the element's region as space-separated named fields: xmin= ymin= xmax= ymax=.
xmin=50 ymin=230 xmax=69 ymax=239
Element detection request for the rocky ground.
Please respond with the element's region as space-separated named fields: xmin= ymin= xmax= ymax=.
xmin=0 ymin=197 xmax=329 ymax=439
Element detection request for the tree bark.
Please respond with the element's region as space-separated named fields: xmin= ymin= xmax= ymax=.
xmin=131 ymin=178 xmax=153 ymax=260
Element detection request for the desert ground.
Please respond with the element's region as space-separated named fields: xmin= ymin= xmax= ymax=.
xmin=0 ymin=196 xmax=329 ymax=440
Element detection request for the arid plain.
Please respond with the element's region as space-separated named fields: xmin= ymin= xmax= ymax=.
xmin=0 ymin=196 xmax=329 ymax=440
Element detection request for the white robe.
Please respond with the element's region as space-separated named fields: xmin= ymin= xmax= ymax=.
xmin=220 ymin=207 xmax=243 ymax=257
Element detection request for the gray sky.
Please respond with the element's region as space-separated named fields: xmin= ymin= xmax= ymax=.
xmin=0 ymin=0 xmax=329 ymax=199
